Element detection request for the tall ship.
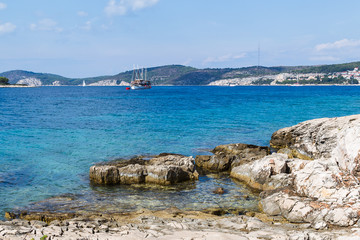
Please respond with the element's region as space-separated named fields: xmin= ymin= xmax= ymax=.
xmin=130 ymin=67 xmax=151 ymax=90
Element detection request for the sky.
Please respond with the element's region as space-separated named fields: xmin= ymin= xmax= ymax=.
xmin=1 ymin=0 xmax=360 ymax=77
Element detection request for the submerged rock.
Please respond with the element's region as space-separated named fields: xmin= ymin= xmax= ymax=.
xmin=9 ymin=211 xmax=77 ymax=223
xmin=89 ymin=154 xmax=199 ymax=186
xmin=213 ymin=187 xmax=225 ymax=194
xmin=195 ymin=143 xmax=270 ymax=172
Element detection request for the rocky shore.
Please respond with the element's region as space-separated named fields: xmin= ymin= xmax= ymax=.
xmin=2 ymin=208 xmax=360 ymax=240
xmin=4 ymin=114 xmax=360 ymax=239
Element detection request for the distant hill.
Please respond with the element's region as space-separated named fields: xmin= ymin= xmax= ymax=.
xmin=1 ymin=70 xmax=70 ymax=85
xmin=1 ymin=61 xmax=360 ymax=86
xmin=295 ymin=62 xmax=360 ymax=74
xmin=0 ymin=70 xmax=113 ymax=85
xmin=112 ymin=65 xmax=197 ymax=85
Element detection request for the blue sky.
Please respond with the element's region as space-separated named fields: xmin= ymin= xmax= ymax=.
xmin=1 ymin=0 xmax=360 ymax=77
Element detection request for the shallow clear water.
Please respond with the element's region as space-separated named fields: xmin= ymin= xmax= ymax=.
xmin=1 ymin=86 xmax=360 ymax=218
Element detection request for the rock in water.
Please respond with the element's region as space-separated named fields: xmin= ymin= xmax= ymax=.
xmin=89 ymin=154 xmax=199 ymax=185
xmin=195 ymin=143 xmax=270 ymax=172
xmin=213 ymin=187 xmax=225 ymax=194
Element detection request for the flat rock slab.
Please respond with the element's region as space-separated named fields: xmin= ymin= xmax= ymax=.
xmin=90 ymin=154 xmax=199 ymax=185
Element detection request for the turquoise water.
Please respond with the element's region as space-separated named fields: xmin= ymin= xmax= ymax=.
xmin=1 ymin=86 xmax=360 ymax=217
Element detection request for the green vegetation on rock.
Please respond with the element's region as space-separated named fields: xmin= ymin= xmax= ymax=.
xmin=0 ymin=77 xmax=9 ymax=85
xmin=252 ymin=78 xmax=273 ymax=85
xmin=295 ymin=61 xmax=360 ymax=74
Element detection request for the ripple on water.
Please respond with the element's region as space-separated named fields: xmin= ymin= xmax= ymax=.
xmin=12 ymin=173 xmax=260 ymax=215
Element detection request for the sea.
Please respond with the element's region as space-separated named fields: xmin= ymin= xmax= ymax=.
xmin=1 ymin=85 xmax=360 ymax=219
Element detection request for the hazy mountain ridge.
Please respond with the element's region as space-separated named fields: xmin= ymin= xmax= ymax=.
xmin=1 ymin=62 xmax=360 ymax=86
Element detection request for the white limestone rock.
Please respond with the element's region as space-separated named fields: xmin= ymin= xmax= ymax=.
xmin=16 ymin=78 xmax=42 ymax=86
xmin=271 ymin=114 xmax=360 ymax=174
xmin=230 ymin=153 xmax=292 ymax=191
xmin=324 ymin=208 xmax=358 ymax=227
xmin=286 ymin=201 xmax=313 ymax=223
xmin=88 ymin=79 xmax=122 ymax=86
xmin=292 ymin=160 xmax=339 ymax=200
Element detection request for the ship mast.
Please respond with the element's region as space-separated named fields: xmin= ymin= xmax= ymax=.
xmin=257 ymin=42 xmax=260 ymax=75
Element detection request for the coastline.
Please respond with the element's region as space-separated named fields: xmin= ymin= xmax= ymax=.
xmin=2 ymin=84 xmax=360 ymax=87
xmin=1 ymin=208 xmax=359 ymax=240
xmin=0 ymin=85 xmax=34 ymax=88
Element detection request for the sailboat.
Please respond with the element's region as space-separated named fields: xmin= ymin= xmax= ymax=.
xmin=130 ymin=67 xmax=151 ymax=90
xmin=292 ymin=74 xmax=301 ymax=86
xmin=82 ymin=80 xmax=86 ymax=87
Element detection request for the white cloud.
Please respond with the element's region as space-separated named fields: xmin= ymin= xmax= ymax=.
xmin=0 ymin=2 xmax=6 ymax=10
xmin=0 ymin=22 xmax=16 ymax=34
xmin=315 ymin=39 xmax=360 ymax=51
xmin=77 ymin=11 xmax=88 ymax=17
xmin=130 ymin=0 xmax=159 ymax=10
xmin=203 ymin=53 xmax=246 ymax=64
xmin=30 ymin=18 xmax=63 ymax=32
xmin=81 ymin=21 xmax=92 ymax=31
xmin=105 ymin=0 xmax=159 ymax=16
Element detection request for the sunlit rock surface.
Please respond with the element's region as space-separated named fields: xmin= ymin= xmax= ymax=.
xmin=254 ymin=114 xmax=360 ymax=228
xmin=16 ymin=78 xmax=42 ymax=87
xmin=90 ymin=154 xmax=199 ymax=185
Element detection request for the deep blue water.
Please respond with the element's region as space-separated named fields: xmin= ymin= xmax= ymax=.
xmin=1 ymin=86 xmax=360 ymax=218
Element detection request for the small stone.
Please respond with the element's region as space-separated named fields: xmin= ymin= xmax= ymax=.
xmin=50 ymin=220 xmax=61 ymax=226
xmin=217 ymin=218 xmax=246 ymax=230
xmin=146 ymin=229 xmax=161 ymax=237
xmin=246 ymin=218 xmax=266 ymax=230
xmin=260 ymin=195 xmax=281 ymax=216
xmin=213 ymin=187 xmax=225 ymax=194
xmin=42 ymin=226 xmax=63 ymax=237
xmin=167 ymin=222 xmax=183 ymax=229
xmin=83 ymin=227 xmax=95 ymax=234
xmin=30 ymin=220 xmax=48 ymax=228
xmin=4 ymin=212 xmax=16 ymax=220
xmin=149 ymin=225 xmax=162 ymax=231
xmin=3 ymin=229 xmax=18 ymax=235
xmin=312 ymin=220 xmax=328 ymax=230
xmin=11 ymin=219 xmax=29 ymax=226
xmin=99 ymin=224 xmax=109 ymax=232
xmin=18 ymin=226 xmax=32 ymax=234
xmin=120 ymin=230 xmax=129 ymax=236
